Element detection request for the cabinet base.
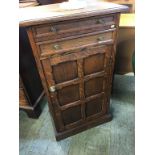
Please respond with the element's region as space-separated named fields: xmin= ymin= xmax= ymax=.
xmin=55 ymin=113 xmax=112 ymax=141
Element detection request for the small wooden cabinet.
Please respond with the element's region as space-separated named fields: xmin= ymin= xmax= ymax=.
xmin=19 ymin=2 xmax=128 ymax=140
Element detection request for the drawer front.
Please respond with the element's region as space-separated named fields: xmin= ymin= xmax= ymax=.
xmin=19 ymin=88 xmax=29 ymax=106
xmin=39 ymin=30 xmax=115 ymax=57
xmin=33 ymin=15 xmax=116 ymax=42
xmin=41 ymin=44 xmax=114 ymax=131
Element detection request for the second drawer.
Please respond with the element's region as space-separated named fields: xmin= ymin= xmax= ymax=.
xmin=38 ymin=30 xmax=115 ymax=57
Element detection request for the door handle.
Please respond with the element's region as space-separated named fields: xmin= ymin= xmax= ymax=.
xmin=49 ymin=86 xmax=56 ymax=93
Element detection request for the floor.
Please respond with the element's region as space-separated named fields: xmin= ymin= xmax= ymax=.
xmin=19 ymin=75 xmax=135 ymax=155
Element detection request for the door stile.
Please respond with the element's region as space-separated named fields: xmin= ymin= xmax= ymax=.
xmin=77 ymin=59 xmax=86 ymax=121
xmin=42 ymin=58 xmax=65 ymax=131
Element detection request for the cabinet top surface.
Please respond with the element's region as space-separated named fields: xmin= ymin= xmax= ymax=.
xmin=19 ymin=1 xmax=128 ymax=27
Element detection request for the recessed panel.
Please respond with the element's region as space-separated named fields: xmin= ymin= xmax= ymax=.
xmin=85 ymin=77 xmax=104 ymax=97
xmin=57 ymin=84 xmax=80 ymax=106
xmin=53 ymin=61 xmax=78 ymax=84
xmin=85 ymin=97 xmax=102 ymax=117
xmin=84 ymin=53 xmax=105 ymax=75
xmin=62 ymin=105 xmax=81 ymax=125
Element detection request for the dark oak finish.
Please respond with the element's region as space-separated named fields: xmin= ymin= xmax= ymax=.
xmin=32 ymin=14 xmax=116 ymax=42
xmin=19 ymin=1 xmax=128 ymax=140
xmin=19 ymin=75 xmax=44 ymax=118
xmin=19 ymin=27 xmax=45 ymax=118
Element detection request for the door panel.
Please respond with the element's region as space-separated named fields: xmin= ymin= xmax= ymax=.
xmin=41 ymin=44 xmax=113 ymax=129
xmin=84 ymin=77 xmax=104 ymax=97
xmin=57 ymin=84 xmax=80 ymax=106
xmin=84 ymin=53 xmax=105 ymax=75
xmin=53 ymin=61 xmax=78 ymax=84
xmin=85 ymin=97 xmax=103 ymax=117
xmin=62 ymin=105 xmax=82 ymax=125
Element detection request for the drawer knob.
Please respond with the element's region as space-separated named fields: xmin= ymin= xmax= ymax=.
xmin=49 ymin=86 xmax=56 ymax=93
xmin=53 ymin=44 xmax=61 ymax=50
xmin=97 ymin=36 xmax=104 ymax=42
xmin=51 ymin=26 xmax=57 ymax=32
xmin=111 ymin=24 xmax=115 ymax=28
xmin=98 ymin=19 xmax=105 ymax=24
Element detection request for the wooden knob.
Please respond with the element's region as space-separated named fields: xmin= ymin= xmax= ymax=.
xmin=98 ymin=19 xmax=105 ymax=24
xmin=53 ymin=44 xmax=61 ymax=50
xmin=51 ymin=26 xmax=57 ymax=32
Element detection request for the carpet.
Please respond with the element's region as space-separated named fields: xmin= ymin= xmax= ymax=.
xmin=19 ymin=74 xmax=135 ymax=155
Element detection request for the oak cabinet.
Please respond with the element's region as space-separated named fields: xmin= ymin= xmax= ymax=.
xmin=19 ymin=1 xmax=128 ymax=140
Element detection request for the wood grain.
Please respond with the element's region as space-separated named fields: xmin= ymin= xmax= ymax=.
xmin=19 ymin=2 xmax=128 ymax=140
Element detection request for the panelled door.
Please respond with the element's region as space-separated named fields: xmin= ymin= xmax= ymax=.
xmin=41 ymin=44 xmax=114 ymax=131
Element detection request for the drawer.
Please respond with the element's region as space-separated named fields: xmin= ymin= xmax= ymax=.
xmin=49 ymin=44 xmax=113 ymax=67
xmin=19 ymin=88 xmax=29 ymax=106
xmin=33 ymin=15 xmax=116 ymax=42
xmin=38 ymin=30 xmax=114 ymax=57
